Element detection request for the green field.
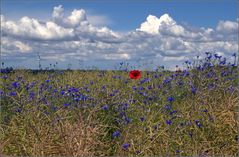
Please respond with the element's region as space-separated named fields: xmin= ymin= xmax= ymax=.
xmin=0 ymin=55 xmax=238 ymax=156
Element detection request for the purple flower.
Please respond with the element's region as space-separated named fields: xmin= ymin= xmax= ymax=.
xmin=2 ymin=75 xmax=8 ymax=79
xmin=169 ymin=110 xmax=177 ymax=115
xmin=64 ymin=103 xmax=70 ymax=107
xmin=122 ymin=143 xmax=130 ymax=150
xmin=132 ymin=86 xmax=137 ymax=90
xmin=112 ymin=130 xmax=120 ymax=138
xmin=164 ymin=104 xmax=171 ymax=110
xmin=29 ymin=91 xmax=35 ymax=99
xmin=140 ymin=117 xmax=145 ymax=122
xmin=102 ymin=105 xmax=109 ymax=110
xmin=195 ymin=120 xmax=202 ymax=128
xmin=140 ymin=78 xmax=150 ymax=84
xmin=125 ymin=117 xmax=132 ymax=124
xmin=191 ymin=86 xmax=197 ymax=95
xmin=15 ymin=107 xmax=22 ymax=113
xmin=147 ymin=85 xmax=153 ymax=90
xmin=45 ymin=79 xmax=50 ymax=83
xmin=9 ymin=91 xmax=17 ymax=96
xmin=12 ymin=82 xmax=20 ymax=88
xmin=0 ymin=90 xmax=4 ymax=96
xmin=166 ymin=119 xmax=172 ymax=125
xmin=167 ymin=96 xmax=174 ymax=103
xmin=202 ymin=109 xmax=208 ymax=113
xmin=109 ymin=93 xmax=115 ymax=97
xmin=60 ymin=91 xmax=65 ymax=95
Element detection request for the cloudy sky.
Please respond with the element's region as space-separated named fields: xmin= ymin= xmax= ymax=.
xmin=1 ymin=0 xmax=238 ymax=70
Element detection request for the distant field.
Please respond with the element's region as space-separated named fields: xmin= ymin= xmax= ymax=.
xmin=0 ymin=53 xmax=238 ymax=156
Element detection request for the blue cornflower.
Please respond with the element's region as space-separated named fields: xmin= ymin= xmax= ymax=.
xmin=122 ymin=103 xmax=129 ymax=110
xmin=74 ymin=97 xmax=80 ymax=101
xmin=163 ymin=78 xmax=171 ymax=84
xmin=132 ymin=86 xmax=137 ymax=90
xmin=112 ymin=130 xmax=120 ymax=138
xmin=80 ymin=95 xmax=87 ymax=101
xmin=164 ymin=104 xmax=171 ymax=110
xmin=207 ymin=54 xmax=212 ymax=60
xmin=167 ymin=96 xmax=174 ymax=103
xmin=45 ymin=79 xmax=50 ymax=83
xmin=169 ymin=110 xmax=177 ymax=115
xmin=109 ymin=93 xmax=115 ymax=97
xmin=102 ymin=105 xmax=109 ymax=110
xmin=139 ymin=86 xmax=144 ymax=90
xmin=12 ymin=82 xmax=20 ymax=88
xmin=9 ymin=91 xmax=17 ymax=96
xmin=64 ymin=103 xmax=70 ymax=107
xmin=166 ymin=119 xmax=172 ymax=125
xmin=140 ymin=78 xmax=150 ymax=84
xmin=202 ymin=109 xmax=208 ymax=113
xmin=147 ymin=85 xmax=152 ymax=90
xmin=143 ymin=100 xmax=147 ymax=104
xmin=2 ymin=75 xmax=8 ymax=79
xmin=15 ymin=107 xmax=22 ymax=113
xmin=183 ymin=70 xmax=190 ymax=76
xmin=191 ymin=86 xmax=197 ymax=95
xmin=232 ymin=53 xmax=236 ymax=57
xmin=119 ymin=112 xmax=126 ymax=117
xmin=29 ymin=91 xmax=35 ymax=99
xmin=125 ymin=117 xmax=132 ymax=124
xmin=189 ymin=132 xmax=193 ymax=138
xmin=177 ymin=80 xmax=184 ymax=86
xmin=102 ymin=85 xmax=106 ymax=90
xmin=214 ymin=53 xmax=220 ymax=59
xmin=51 ymin=106 xmax=58 ymax=111
xmin=60 ymin=91 xmax=65 ymax=95
xmin=0 ymin=90 xmax=4 ymax=95
xmin=195 ymin=120 xmax=203 ymax=128
xmin=140 ymin=117 xmax=145 ymax=122
xmin=129 ymin=99 xmax=136 ymax=103
xmin=122 ymin=143 xmax=130 ymax=150
xmin=220 ymin=58 xmax=226 ymax=65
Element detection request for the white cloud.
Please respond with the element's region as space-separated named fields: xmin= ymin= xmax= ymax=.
xmin=1 ymin=6 xmax=238 ymax=69
xmin=1 ymin=37 xmax=32 ymax=54
xmin=137 ymin=14 xmax=176 ymax=34
xmin=1 ymin=15 xmax=74 ymax=40
xmin=216 ymin=20 xmax=238 ymax=34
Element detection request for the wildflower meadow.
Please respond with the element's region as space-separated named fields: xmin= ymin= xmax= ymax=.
xmin=0 ymin=52 xmax=238 ymax=156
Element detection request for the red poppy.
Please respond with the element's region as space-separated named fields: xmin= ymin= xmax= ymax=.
xmin=129 ymin=70 xmax=141 ymax=79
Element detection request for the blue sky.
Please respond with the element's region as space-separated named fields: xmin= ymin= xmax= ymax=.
xmin=1 ymin=0 xmax=238 ymax=70
xmin=2 ymin=0 xmax=238 ymax=31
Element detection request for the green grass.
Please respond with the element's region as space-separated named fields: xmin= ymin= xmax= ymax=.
xmin=0 ymin=65 xmax=238 ymax=156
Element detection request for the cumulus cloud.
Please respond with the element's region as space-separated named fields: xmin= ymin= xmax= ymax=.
xmin=1 ymin=6 xmax=238 ymax=69
xmin=1 ymin=15 xmax=74 ymax=40
xmin=1 ymin=37 xmax=32 ymax=54
xmin=216 ymin=19 xmax=238 ymax=34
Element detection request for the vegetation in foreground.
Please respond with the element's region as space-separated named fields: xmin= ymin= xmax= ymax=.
xmin=0 ymin=52 xmax=238 ymax=156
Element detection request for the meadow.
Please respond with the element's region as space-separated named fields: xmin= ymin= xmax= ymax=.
xmin=0 ymin=52 xmax=238 ymax=156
